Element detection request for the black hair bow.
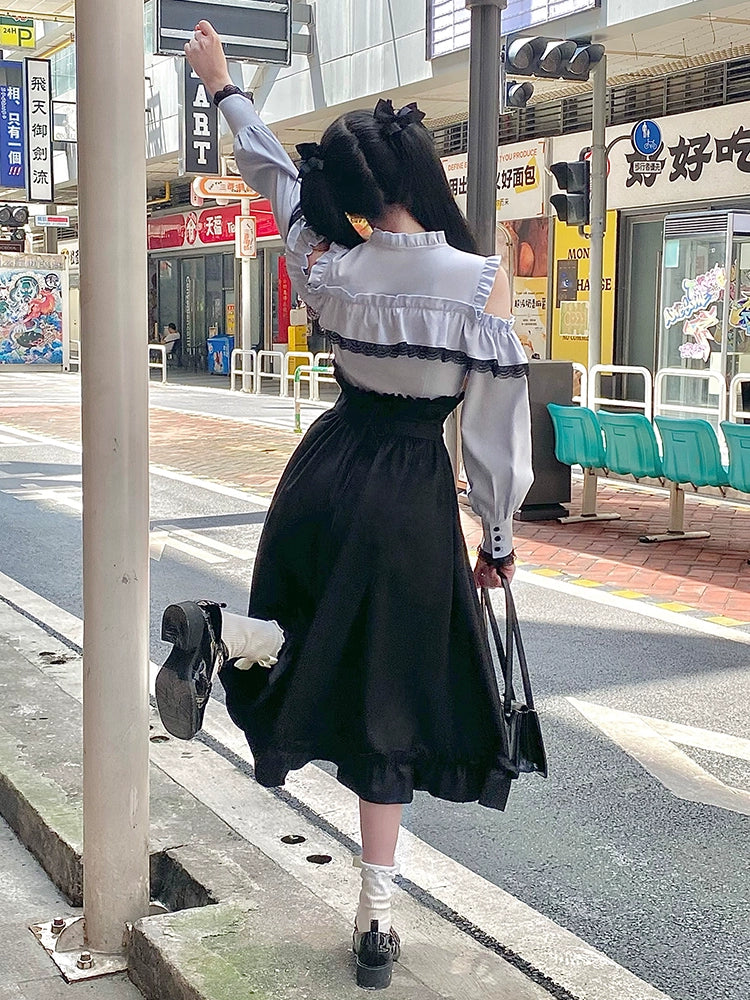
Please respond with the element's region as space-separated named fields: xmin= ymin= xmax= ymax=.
xmin=296 ymin=142 xmax=324 ymax=177
xmin=373 ymin=98 xmax=426 ymax=136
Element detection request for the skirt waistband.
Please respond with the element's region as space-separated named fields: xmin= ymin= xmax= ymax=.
xmin=336 ymin=396 xmax=446 ymax=442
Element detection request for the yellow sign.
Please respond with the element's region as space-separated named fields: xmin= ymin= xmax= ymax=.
xmin=0 ymin=18 xmax=35 ymax=48
xmin=551 ymin=211 xmax=618 ymax=366
xmin=225 ymin=302 xmax=235 ymax=338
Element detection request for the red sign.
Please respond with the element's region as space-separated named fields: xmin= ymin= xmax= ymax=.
xmin=148 ymin=201 xmax=279 ymax=251
xmin=277 ymin=255 xmax=291 ymax=344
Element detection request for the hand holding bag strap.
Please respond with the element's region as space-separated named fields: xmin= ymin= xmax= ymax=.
xmin=500 ymin=578 xmax=536 ymax=711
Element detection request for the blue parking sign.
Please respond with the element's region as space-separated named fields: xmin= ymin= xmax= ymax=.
xmin=632 ymin=119 xmax=662 ymax=157
xmin=0 ymin=61 xmax=25 ymax=189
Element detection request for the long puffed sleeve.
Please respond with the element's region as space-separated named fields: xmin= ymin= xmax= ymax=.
xmin=219 ymin=94 xmax=343 ymax=305
xmin=220 ymin=94 xmax=299 ymax=238
xmin=461 ymin=365 xmax=534 ymax=561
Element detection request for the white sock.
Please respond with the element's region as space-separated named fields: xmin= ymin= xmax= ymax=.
xmin=221 ymin=611 xmax=285 ymax=670
xmin=354 ymin=857 xmax=398 ymax=936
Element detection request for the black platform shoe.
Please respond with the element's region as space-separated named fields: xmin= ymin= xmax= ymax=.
xmin=353 ymin=920 xmax=401 ymax=990
xmin=155 ymin=601 xmax=226 ymax=740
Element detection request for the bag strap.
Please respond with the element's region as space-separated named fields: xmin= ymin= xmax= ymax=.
xmin=501 ymin=578 xmax=536 ymax=711
xmin=481 ymin=586 xmax=514 ymax=715
xmin=482 ymin=583 xmax=537 ymax=714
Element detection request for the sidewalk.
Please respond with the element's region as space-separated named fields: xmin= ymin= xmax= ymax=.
xmin=0 ymin=816 xmax=140 ymax=1000
xmin=2 ymin=387 xmax=749 ymax=630
xmin=0 ymin=597 xmax=571 ymax=1000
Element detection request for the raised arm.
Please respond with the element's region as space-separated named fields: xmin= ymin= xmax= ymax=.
xmin=184 ymin=20 xmax=299 ymax=238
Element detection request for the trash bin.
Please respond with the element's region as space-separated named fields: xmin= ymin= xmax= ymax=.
xmin=207 ymin=335 xmax=235 ymax=376
xmin=515 ymin=360 xmax=573 ymax=521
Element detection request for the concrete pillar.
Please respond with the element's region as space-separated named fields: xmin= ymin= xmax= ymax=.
xmin=76 ymin=0 xmax=151 ymax=953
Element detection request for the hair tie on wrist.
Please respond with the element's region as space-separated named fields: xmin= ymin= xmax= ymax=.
xmin=296 ymin=142 xmax=324 ymax=177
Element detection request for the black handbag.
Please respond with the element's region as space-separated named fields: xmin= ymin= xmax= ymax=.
xmin=481 ymin=580 xmax=548 ymax=778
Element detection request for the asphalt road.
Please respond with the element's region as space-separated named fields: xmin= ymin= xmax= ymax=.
xmin=0 ymin=384 xmax=748 ymax=1000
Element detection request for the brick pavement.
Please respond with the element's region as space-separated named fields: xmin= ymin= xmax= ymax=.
xmin=2 ymin=401 xmax=749 ymax=628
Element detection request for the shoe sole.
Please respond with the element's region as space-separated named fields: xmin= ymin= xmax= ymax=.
xmin=155 ymin=603 xmax=210 ymax=740
xmin=356 ymin=957 xmax=393 ymax=990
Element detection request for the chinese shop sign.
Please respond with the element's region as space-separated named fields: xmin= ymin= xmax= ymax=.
xmin=552 ymin=99 xmax=750 ymax=209
xmin=24 ymin=59 xmax=52 ymax=202
xmin=147 ymin=202 xmax=279 ymax=251
xmin=441 ymin=139 xmax=546 ymax=223
xmin=0 ymin=61 xmax=24 ymax=189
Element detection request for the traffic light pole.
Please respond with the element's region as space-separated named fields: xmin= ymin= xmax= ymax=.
xmin=588 ymin=54 xmax=607 ymax=372
xmin=465 ymin=0 xmax=507 ymax=256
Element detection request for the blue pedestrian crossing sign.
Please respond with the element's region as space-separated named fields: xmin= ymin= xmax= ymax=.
xmin=632 ymin=119 xmax=662 ymax=157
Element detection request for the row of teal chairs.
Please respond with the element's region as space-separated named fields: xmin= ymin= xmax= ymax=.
xmin=546 ymin=404 xmax=750 ymax=543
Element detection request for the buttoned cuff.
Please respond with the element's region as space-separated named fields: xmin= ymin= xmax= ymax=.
xmin=482 ymin=518 xmax=514 ymax=561
xmin=218 ymin=93 xmax=257 ymax=136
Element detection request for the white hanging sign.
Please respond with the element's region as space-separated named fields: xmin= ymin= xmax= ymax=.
xmin=24 ymin=58 xmax=53 ymax=203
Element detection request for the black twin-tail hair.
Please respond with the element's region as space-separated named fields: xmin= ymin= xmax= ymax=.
xmin=294 ymin=107 xmax=478 ymax=255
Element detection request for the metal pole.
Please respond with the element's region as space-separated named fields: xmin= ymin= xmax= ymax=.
xmin=240 ymin=196 xmax=252 ymax=352
xmin=588 ymin=55 xmax=607 ymax=370
xmin=465 ymin=0 xmax=506 ymax=256
xmin=77 ymin=0 xmax=150 ymax=954
xmin=43 ymin=204 xmax=58 ymax=254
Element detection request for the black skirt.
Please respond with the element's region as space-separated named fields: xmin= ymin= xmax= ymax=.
xmin=220 ymin=374 xmax=516 ymax=810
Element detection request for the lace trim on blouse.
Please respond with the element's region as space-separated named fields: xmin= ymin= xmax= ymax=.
xmin=328 ymin=330 xmax=529 ymax=379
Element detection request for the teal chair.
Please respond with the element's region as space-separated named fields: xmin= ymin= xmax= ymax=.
xmin=546 ymin=404 xmax=619 ymax=523
xmin=641 ymin=417 xmax=729 ymax=543
xmin=598 ymin=411 xmax=664 ymax=481
xmin=720 ymin=421 xmax=750 ymax=493
xmin=654 ymin=417 xmax=729 ymax=489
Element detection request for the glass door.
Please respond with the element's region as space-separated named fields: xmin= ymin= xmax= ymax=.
xmin=181 ymin=257 xmax=206 ymax=370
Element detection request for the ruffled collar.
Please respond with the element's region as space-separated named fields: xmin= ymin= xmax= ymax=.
xmin=368 ymin=229 xmax=447 ymax=248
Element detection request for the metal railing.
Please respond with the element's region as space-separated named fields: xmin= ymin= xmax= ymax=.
xmin=68 ymin=338 xmax=81 ymax=373
xmin=230 ymin=348 xmax=257 ymax=393
xmin=571 ymin=362 xmax=587 ymax=406
xmin=654 ymin=367 xmax=727 ymax=424
xmin=148 ymin=343 xmax=167 ymax=383
xmin=728 ymin=373 xmax=750 ymax=422
xmin=588 ymin=364 xmax=654 ymax=420
xmin=293 ymin=363 xmax=335 ymax=432
xmin=311 ymin=352 xmax=336 ymax=401
xmin=283 ymin=351 xmax=315 ymax=397
xmin=254 ymin=350 xmax=285 ymax=395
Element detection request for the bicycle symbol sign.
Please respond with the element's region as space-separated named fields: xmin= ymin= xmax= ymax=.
xmin=632 ymin=119 xmax=663 ymax=157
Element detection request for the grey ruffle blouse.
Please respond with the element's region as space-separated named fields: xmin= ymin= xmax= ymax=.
xmin=221 ymin=95 xmax=533 ymax=560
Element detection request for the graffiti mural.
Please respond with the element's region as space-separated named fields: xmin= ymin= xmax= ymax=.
xmin=0 ymin=258 xmax=65 ymax=364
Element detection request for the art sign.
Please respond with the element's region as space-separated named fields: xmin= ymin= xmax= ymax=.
xmin=183 ymin=62 xmax=219 ymax=176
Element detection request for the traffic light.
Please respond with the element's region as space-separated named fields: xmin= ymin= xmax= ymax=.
xmin=505 ymin=37 xmax=604 ymax=82
xmin=0 ymin=204 xmax=28 ymax=243
xmin=550 ymin=160 xmax=590 ymax=227
xmin=505 ymin=80 xmax=534 ymax=109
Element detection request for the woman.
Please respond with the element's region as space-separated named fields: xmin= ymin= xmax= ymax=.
xmin=156 ymin=20 xmax=533 ymax=990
